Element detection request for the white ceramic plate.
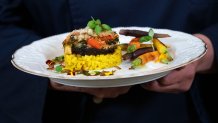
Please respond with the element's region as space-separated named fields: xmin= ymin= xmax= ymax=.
xmin=11 ymin=27 xmax=207 ymax=87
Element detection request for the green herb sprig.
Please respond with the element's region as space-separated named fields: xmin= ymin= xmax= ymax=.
xmin=139 ymin=29 xmax=154 ymax=42
xmin=127 ymin=45 xmax=137 ymax=53
xmin=87 ymin=17 xmax=112 ymax=34
xmin=55 ymin=65 xmax=63 ymax=73
xmin=139 ymin=29 xmax=155 ymax=51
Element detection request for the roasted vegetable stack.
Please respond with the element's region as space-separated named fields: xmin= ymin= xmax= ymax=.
xmin=62 ymin=18 xmax=122 ymax=71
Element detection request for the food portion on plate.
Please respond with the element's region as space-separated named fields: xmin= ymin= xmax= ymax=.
xmin=119 ymin=29 xmax=173 ymax=69
xmin=46 ymin=18 xmax=173 ymax=76
xmin=63 ymin=18 xmax=121 ymax=71
xmin=46 ymin=18 xmax=122 ymax=76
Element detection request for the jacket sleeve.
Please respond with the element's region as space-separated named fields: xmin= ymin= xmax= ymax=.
xmin=200 ymin=3 xmax=218 ymax=69
xmin=0 ymin=0 xmax=48 ymax=123
xmin=194 ymin=8 xmax=218 ymax=121
xmin=201 ymin=24 xmax=218 ymax=68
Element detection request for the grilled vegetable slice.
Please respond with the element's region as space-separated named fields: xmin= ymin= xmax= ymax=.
xmin=131 ymin=51 xmax=160 ymax=67
xmin=131 ymin=47 xmax=153 ymax=60
xmin=153 ymin=38 xmax=168 ymax=54
xmin=129 ymin=38 xmax=141 ymax=49
xmin=153 ymin=38 xmax=173 ymax=64
xmin=122 ymin=53 xmax=133 ymax=60
xmin=87 ymin=38 xmax=102 ymax=49
xmin=158 ymin=53 xmax=173 ymax=64
xmin=119 ymin=29 xmax=170 ymax=38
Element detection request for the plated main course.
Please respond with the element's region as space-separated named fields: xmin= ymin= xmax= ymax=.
xmin=46 ymin=18 xmax=173 ymax=76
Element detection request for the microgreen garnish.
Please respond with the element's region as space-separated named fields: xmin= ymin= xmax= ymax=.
xmin=139 ymin=36 xmax=152 ymax=43
xmin=55 ymin=65 xmax=63 ymax=72
xmin=95 ymin=25 xmax=102 ymax=35
xmin=95 ymin=19 xmax=101 ymax=25
xmin=148 ymin=29 xmax=155 ymax=51
xmin=87 ymin=17 xmax=112 ymax=34
xmin=127 ymin=45 xmax=137 ymax=53
xmin=148 ymin=28 xmax=154 ymax=37
xmin=87 ymin=20 xmax=96 ymax=29
xmin=102 ymin=24 xmax=111 ymax=31
xmin=139 ymin=29 xmax=155 ymax=51
xmin=53 ymin=55 xmax=64 ymax=63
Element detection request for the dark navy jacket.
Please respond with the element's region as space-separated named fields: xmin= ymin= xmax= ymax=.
xmin=0 ymin=0 xmax=218 ymax=123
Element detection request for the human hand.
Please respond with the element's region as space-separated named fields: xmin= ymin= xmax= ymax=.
xmin=49 ymin=81 xmax=131 ymax=99
xmin=141 ymin=64 xmax=197 ymax=93
xmin=141 ymin=34 xmax=214 ymax=93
